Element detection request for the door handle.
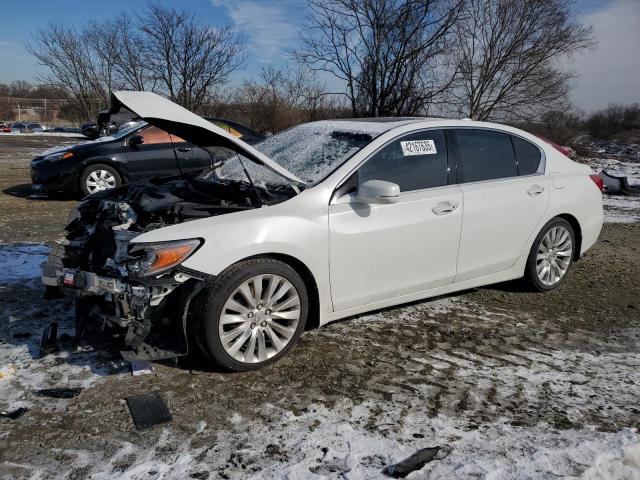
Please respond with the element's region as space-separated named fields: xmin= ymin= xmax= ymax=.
xmin=527 ymin=185 xmax=545 ymax=196
xmin=432 ymin=201 xmax=460 ymax=216
xmin=175 ymin=147 xmax=192 ymax=153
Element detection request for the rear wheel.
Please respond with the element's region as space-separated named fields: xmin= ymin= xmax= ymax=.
xmin=524 ymin=218 xmax=575 ymax=291
xmin=79 ymin=164 xmax=121 ymax=196
xmin=193 ymin=258 xmax=308 ymax=372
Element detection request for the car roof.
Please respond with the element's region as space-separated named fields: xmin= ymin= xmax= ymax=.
xmin=299 ymin=118 xmax=444 ymax=136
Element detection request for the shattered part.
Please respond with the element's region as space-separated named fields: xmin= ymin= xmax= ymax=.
xmin=41 ymin=173 xmax=292 ymax=360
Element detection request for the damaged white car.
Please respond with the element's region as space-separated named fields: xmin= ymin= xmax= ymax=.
xmin=41 ymin=91 xmax=604 ymax=371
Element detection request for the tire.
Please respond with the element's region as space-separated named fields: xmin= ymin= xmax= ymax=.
xmin=524 ymin=217 xmax=576 ymax=292
xmin=79 ymin=163 xmax=122 ymax=196
xmin=192 ymin=258 xmax=308 ymax=372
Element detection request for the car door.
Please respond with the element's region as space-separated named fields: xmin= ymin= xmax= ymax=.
xmin=452 ymin=129 xmax=549 ymax=282
xmin=125 ymin=126 xmax=180 ymax=180
xmin=329 ymin=129 xmax=463 ymax=311
xmin=169 ymin=134 xmax=213 ymax=174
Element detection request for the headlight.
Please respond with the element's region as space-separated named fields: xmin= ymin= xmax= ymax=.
xmin=128 ymin=239 xmax=201 ymax=277
xmin=44 ymin=151 xmax=74 ymax=161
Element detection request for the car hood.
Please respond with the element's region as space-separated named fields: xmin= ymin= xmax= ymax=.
xmin=37 ymin=134 xmax=121 ymax=158
xmin=110 ymin=91 xmax=304 ymax=184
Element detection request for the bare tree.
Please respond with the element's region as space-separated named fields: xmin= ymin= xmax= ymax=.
xmin=295 ymin=0 xmax=461 ymax=117
xmin=94 ymin=14 xmax=155 ymax=92
xmin=446 ymin=0 xmax=594 ymax=121
xmin=139 ymin=4 xmax=246 ymax=111
xmin=27 ymin=4 xmax=246 ymax=118
xmin=27 ymin=24 xmax=105 ymax=118
xmin=231 ymin=65 xmax=344 ymax=132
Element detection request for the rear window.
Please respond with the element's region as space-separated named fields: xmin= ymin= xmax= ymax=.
xmin=511 ymin=136 xmax=542 ymax=175
xmin=455 ymin=129 xmax=517 ymax=182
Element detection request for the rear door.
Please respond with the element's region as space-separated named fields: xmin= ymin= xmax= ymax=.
xmin=170 ymin=134 xmax=213 ymax=174
xmin=329 ymin=129 xmax=463 ymax=311
xmin=125 ymin=126 xmax=180 ymax=180
xmin=452 ymin=129 xmax=549 ymax=282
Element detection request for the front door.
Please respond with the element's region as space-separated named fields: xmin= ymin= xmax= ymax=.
xmin=125 ymin=126 xmax=180 ymax=180
xmin=329 ymin=129 xmax=463 ymax=311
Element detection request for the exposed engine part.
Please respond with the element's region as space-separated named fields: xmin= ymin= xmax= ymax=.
xmin=40 ymin=174 xmax=293 ymax=360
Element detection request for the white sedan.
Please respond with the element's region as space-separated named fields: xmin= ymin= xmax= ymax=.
xmin=42 ymin=92 xmax=604 ymax=371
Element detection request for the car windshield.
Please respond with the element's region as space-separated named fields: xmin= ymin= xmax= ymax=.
xmin=252 ymin=123 xmax=375 ymax=185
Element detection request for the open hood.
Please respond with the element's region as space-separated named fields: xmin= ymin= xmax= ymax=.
xmin=110 ymin=91 xmax=303 ymax=184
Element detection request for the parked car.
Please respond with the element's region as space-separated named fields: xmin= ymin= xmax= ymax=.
xmin=0 ymin=122 xmax=11 ymax=133
xmin=30 ymin=118 xmax=264 ymax=196
xmin=41 ymin=91 xmax=604 ymax=372
xmin=10 ymin=122 xmax=26 ymax=132
xmin=24 ymin=122 xmax=44 ymax=133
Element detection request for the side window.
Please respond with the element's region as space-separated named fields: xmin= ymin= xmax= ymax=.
xmin=511 ymin=136 xmax=542 ymax=175
xmin=169 ymin=133 xmax=187 ymax=144
xmin=456 ymin=129 xmax=517 ymax=182
xmin=358 ymin=130 xmax=448 ymax=192
xmin=139 ymin=126 xmax=172 ymax=145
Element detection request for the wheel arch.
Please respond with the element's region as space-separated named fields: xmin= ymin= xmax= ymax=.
xmin=238 ymin=253 xmax=321 ymax=330
xmin=555 ymin=213 xmax=582 ymax=260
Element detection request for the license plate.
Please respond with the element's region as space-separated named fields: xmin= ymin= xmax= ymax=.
xmin=63 ymin=271 xmax=75 ymax=286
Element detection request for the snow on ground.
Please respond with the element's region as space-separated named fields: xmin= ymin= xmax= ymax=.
xmin=0 ymin=243 xmax=49 ymax=284
xmin=587 ymin=158 xmax=640 ymax=223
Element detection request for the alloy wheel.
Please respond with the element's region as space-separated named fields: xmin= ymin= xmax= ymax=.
xmin=218 ymin=274 xmax=301 ymax=363
xmin=85 ymin=169 xmax=117 ymax=193
xmin=536 ymin=225 xmax=573 ymax=286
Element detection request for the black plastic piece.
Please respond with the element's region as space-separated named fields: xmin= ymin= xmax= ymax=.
xmin=126 ymin=392 xmax=172 ymax=430
xmin=383 ymin=447 xmax=442 ymax=478
xmin=0 ymin=407 xmax=28 ymax=420
xmin=34 ymin=387 xmax=83 ymax=399
xmin=39 ymin=322 xmax=59 ymax=358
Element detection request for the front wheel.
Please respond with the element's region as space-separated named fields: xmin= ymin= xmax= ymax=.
xmin=79 ymin=164 xmax=121 ymax=196
xmin=193 ymin=258 xmax=308 ymax=372
xmin=524 ymin=218 xmax=575 ymax=291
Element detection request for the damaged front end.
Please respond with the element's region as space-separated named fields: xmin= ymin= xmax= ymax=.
xmin=40 ymin=175 xmax=285 ymax=360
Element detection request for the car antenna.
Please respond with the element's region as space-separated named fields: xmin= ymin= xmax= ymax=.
xmin=235 ymin=152 xmax=264 ymax=207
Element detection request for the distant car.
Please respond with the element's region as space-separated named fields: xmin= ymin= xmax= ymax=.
xmin=30 ymin=118 xmax=264 ymax=196
xmin=0 ymin=123 xmax=11 ymax=133
xmin=25 ymin=122 xmax=44 ymax=133
xmin=10 ymin=122 xmax=26 ymax=132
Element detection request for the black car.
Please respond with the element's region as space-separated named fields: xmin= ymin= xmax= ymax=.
xmin=31 ymin=120 xmax=265 ymax=196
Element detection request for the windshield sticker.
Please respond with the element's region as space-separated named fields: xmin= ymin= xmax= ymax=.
xmin=401 ymin=140 xmax=437 ymax=156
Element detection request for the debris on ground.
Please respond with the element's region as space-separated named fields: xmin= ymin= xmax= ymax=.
xmin=34 ymin=387 xmax=83 ymax=399
xmin=126 ymin=392 xmax=172 ymax=430
xmin=0 ymin=407 xmax=28 ymax=420
xmin=0 ymin=364 xmax=16 ymax=380
xmin=39 ymin=321 xmax=59 ymax=358
xmin=383 ymin=447 xmax=445 ymax=478
xmin=130 ymin=360 xmax=154 ymax=376
xmin=599 ymin=170 xmax=639 ymax=195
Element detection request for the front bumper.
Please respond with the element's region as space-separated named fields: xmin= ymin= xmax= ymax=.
xmin=41 ymin=243 xmax=206 ymax=360
xmin=30 ymin=157 xmax=79 ymax=192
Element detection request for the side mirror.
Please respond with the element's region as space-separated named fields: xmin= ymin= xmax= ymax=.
xmin=129 ymin=135 xmax=144 ymax=146
xmin=356 ymin=180 xmax=400 ymax=204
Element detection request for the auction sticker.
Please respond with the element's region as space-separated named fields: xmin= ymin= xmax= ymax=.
xmin=401 ymin=139 xmax=437 ymax=156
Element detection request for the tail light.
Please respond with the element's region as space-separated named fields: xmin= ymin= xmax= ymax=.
xmin=589 ymin=174 xmax=604 ymax=192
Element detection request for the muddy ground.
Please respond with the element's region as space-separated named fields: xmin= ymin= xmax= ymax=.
xmin=0 ymin=137 xmax=639 ymax=479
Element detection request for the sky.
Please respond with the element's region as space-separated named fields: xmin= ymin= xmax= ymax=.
xmin=0 ymin=0 xmax=637 ymax=113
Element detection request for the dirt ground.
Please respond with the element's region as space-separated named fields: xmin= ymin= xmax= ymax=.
xmin=0 ymin=137 xmax=639 ymax=479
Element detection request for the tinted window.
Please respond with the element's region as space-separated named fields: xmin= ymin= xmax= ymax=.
xmin=139 ymin=126 xmax=172 ymax=145
xmin=512 ymin=136 xmax=542 ymax=175
xmin=358 ymin=130 xmax=448 ymax=192
xmin=456 ymin=129 xmax=517 ymax=182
